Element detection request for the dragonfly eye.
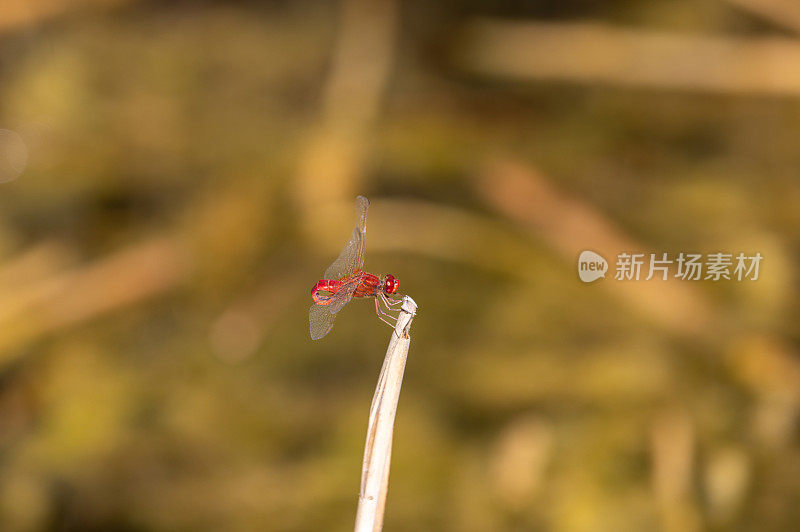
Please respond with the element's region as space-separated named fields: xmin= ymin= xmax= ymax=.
xmin=383 ymin=274 xmax=398 ymax=294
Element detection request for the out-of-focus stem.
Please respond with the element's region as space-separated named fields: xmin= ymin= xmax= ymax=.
xmin=455 ymin=20 xmax=800 ymax=96
xmin=723 ymin=0 xmax=800 ymax=35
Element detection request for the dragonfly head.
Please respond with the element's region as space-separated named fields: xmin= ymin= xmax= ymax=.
xmin=383 ymin=274 xmax=399 ymax=295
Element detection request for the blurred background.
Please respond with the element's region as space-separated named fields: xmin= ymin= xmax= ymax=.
xmin=0 ymin=0 xmax=799 ymax=530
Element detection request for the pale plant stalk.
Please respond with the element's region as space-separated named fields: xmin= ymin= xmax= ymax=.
xmin=354 ymin=295 xmax=418 ymax=532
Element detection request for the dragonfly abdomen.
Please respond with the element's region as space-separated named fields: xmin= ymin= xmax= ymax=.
xmin=311 ymin=279 xmax=343 ymax=304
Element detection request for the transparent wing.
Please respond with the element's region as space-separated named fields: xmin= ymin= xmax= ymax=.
xmin=328 ymin=273 xmax=363 ymax=314
xmin=323 ymin=228 xmax=360 ymax=279
xmin=310 ymin=196 xmax=370 ymax=340
xmin=309 ymin=273 xmax=364 ymax=339
xmin=309 ymin=302 xmax=337 ymax=340
xmin=323 ymin=196 xmax=369 ymax=279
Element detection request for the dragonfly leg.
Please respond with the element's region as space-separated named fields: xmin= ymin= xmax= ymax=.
xmin=377 ymin=315 xmax=396 ymax=329
xmin=374 ymin=296 xmax=398 ymax=328
xmin=379 ymin=291 xmax=403 ymax=307
xmin=379 ymin=292 xmax=403 ymax=317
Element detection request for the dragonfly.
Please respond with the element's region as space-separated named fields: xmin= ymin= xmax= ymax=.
xmin=309 ymin=196 xmax=402 ymax=340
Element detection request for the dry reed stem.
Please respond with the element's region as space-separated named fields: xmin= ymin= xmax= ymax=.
xmin=477 ymin=158 xmax=713 ymax=338
xmin=355 ymin=295 xmax=417 ymax=532
xmin=294 ymin=0 xmax=398 ymax=237
xmin=723 ymin=0 xmax=800 ymax=34
xmin=455 ymin=20 xmax=800 ymax=96
xmin=0 ymin=0 xmax=131 ymax=33
xmin=0 ymin=237 xmax=188 ymax=365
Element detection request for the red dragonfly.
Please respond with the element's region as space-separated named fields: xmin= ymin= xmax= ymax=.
xmin=309 ymin=196 xmax=402 ymax=340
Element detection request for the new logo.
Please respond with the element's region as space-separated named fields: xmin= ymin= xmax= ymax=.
xmin=578 ymin=250 xmax=608 ymax=283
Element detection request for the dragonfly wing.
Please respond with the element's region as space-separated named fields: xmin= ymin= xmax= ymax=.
xmin=309 ymin=274 xmax=362 ymax=339
xmin=309 ymin=302 xmax=336 ymax=340
xmin=328 ymin=275 xmax=361 ymax=314
xmin=354 ymin=195 xmax=369 ymax=235
xmin=323 ymin=196 xmax=369 ymax=279
xmin=353 ymin=195 xmax=368 ymax=272
xmin=324 ymin=227 xmax=361 ymax=279
xmin=310 ymin=197 xmax=370 ymax=341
